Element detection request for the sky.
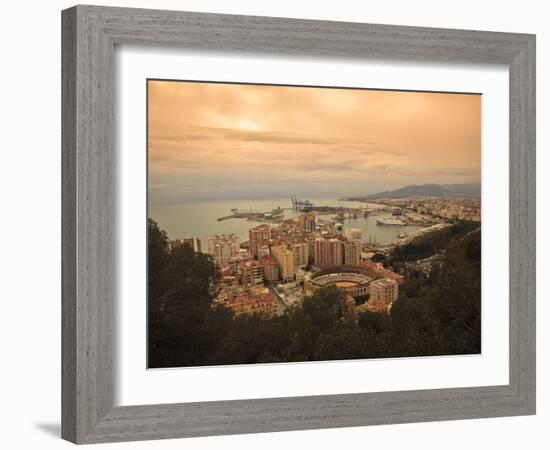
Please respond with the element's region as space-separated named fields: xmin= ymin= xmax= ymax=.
xmin=148 ymin=80 xmax=481 ymax=204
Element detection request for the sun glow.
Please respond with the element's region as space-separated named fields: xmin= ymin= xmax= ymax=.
xmin=236 ymin=119 xmax=258 ymax=131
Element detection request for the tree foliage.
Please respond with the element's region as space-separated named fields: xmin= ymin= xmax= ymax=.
xmin=389 ymin=221 xmax=479 ymax=264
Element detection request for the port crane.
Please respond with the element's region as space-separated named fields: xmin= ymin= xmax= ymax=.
xmin=290 ymin=195 xmax=314 ymax=212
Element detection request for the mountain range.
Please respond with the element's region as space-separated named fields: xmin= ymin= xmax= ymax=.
xmin=344 ymin=183 xmax=481 ymax=200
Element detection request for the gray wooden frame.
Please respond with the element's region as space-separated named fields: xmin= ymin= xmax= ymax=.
xmin=61 ymin=4 xmax=536 ymax=444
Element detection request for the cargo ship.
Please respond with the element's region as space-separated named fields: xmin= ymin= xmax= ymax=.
xmin=376 ymin=217 xmax=408 ymax=226
xmin=262 ymin=207 xmax=284 ymax=220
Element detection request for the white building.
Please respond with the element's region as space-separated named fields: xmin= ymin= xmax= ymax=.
xmin=369 ymin=278 xmax=398 ymax=305
xmin=207 ymin=234 xmax=240 ymax=268
xmin=344 ymin=240 xmax=362 ymax=266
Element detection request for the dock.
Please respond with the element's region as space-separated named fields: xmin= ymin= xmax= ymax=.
xmin=217 ymin=207 xmax=284 ymax=222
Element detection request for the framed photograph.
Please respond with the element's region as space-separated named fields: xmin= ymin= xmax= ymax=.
xmin=62 ymin=5 xmax=536 ymax=444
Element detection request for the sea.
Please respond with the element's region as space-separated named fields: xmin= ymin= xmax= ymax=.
xmin=149 ymin=197 xmax=426 ymax=248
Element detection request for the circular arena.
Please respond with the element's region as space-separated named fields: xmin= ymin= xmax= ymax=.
xmin=304 ymin=266 xmax=372 ymax=297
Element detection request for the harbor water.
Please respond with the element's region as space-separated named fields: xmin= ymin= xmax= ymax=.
xmin=149 ymin=197 xmax=426 ymax=248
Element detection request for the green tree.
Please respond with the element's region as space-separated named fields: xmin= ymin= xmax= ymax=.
xmin=148 ymin=219 xmax=219 ymax=367
xmin=371 ymin=253 xmax=386 ymax=263
xmin=147 ymin=218 xmax=170 ymax=301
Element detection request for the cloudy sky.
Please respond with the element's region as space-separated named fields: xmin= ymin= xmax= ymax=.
xmin=148 ymin=80 xmax=481 ymax=204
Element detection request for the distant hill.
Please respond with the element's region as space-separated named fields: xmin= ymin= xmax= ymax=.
xmin=345 ymin=183 xmax=481 ymax=200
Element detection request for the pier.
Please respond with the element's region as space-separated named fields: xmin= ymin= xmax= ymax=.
xmin=217 ymin=211 xmax=261 ymax=221
xmin=217 ymin=207 xmax=285 ymax=223
xmin=216 ymin=197 xmax=429 ymax=224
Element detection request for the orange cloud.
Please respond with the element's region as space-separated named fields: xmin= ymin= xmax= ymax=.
xmin=148 ymin=80 xmax=480 ymax=202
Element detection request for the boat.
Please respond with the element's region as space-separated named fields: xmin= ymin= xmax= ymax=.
xmin=266 ymin=207 xmax=284 ymax=218
xmin=397 ymin=232 xmax=408 ymax=239
xmin=260 ymin=207 xmax=285 ymax=221
xmin=376 ymin=217 xmax=408 ymax=226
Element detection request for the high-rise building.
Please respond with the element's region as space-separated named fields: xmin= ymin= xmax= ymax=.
xmin=298 ymin=213 xmax=316 ymax=232
xmin=344 ymin=240 xmax=362 ymax=266
xmin=261 ymin=255 xmax=279 ymax=282
xmin=327 ymin=238 xmax=343 ymax=267
xmin=240 ymin=260 xmax=265 ymax=286
xmin=207 ymin=234 xmax=240 ymax=268
xmin=171 ymin=237 xmax=202 ymax=253
xmin=227 ymin=255 xmax=245 ymax=275
xmin=292 ymin=242 xmax=309 ymax=267
xmin=369 ymin=278 xmax=398 ymax=305
xmin=313 ymin=237 xmax=342 ymax=268
xmin=249 ymin=224 xmax=271 ymax=258
xmin=313 ymin=238 xmax=328 ymax=268
xmin=272 ymin=245 xmax=295 ymax=282
xmin=345 ymin=228 xmax=362 ymax=242
xmin=258 ymin=245 xmax=271 ymax=258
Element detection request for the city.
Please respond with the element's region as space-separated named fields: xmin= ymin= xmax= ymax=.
xmin=168 ymin=195 xmax=481 ymax=323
